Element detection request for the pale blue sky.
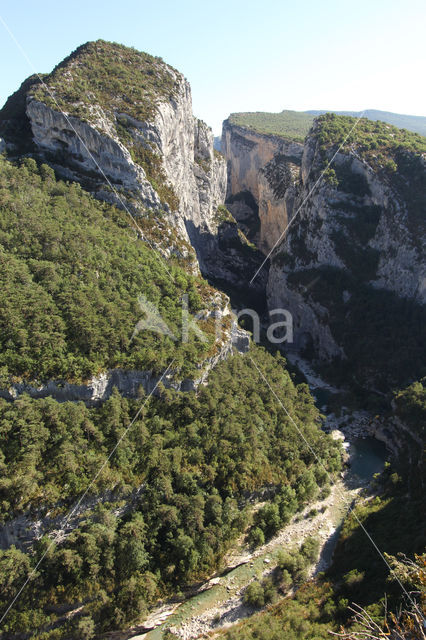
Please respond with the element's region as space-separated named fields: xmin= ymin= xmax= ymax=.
xmin=0 ymin=0 xmax=425 ymax=134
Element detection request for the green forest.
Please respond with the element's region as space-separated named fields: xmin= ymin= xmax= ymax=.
xmin=218 ymin=381 xmax=426 ymax=640
xmin=0 ymin=36 xmax=424 ymax=640
xmin=0 ymin=154 xmax=222 ymax=385
xmin=314 ymin=112 xmax=426 ymax=161
xmin=0 ymin=347 xmax=343 ymax=637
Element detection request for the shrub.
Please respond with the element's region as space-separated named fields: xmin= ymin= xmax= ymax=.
xmin=279 ymin=569 xmax=292 ymax=591
xmin=249 ymin=526 xmax=265 ymax=548
xmin=244 ymin=581 xmax=265 ymax=608
xmin=343 ymin=569 xmax=365 ymax=588
xmin=301 ymin=537 xmax=320 ymax=563
xmin=243 ymin=579 xmax=277 ymax=609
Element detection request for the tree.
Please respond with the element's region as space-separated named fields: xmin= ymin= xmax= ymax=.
xmin=301 ymin=536 xmax=320 ymax=563
xmin=0 ymin=546 xmax=32 ymax=600
xmin=244 ymin=581 xmax=265 ymax=608
xmin=76 ymin=615 xmax=95 ymax=640
xmin=249 ymin=527 xmax=265 ymax=548
xmin=116 ymin=514 xmax=149 ymax=580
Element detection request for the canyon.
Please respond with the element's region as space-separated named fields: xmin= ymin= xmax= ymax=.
xmin=0 ymin=40 xmax=424 ymax=640
xmin=222 ymin=116 xmax=425 ymax=388
xmin=3 ymin=44 xmax=423 ymax=387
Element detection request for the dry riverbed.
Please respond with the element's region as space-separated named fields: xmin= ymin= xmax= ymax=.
xmin=130 ymin=475 xmax=360 ymax=640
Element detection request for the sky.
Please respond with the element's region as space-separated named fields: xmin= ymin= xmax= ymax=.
xmin=0 ymin=0 xmax=425 ymax=134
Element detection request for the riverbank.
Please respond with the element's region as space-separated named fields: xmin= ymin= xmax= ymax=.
xmin=124 ymin=358 xmax=389 ymax=640
xmin=164 ymin=478 xmax=358 ymax=640
xmin=127 ymin=469 xmax=365 ymax=640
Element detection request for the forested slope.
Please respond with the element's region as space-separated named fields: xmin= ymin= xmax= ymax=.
xmin=0 ymin=134 xmax=343 ymax=637
xmin=0 ymin=155 xmax=221 ymax=385
xmin=0 ymin=347 xmax=342 ymax=637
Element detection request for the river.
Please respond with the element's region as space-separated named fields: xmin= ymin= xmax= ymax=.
xmin=126 ymin=357 xmax=388 ymax=640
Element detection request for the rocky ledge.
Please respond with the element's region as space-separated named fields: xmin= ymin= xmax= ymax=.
xmin=0 ymin=322 xmax=250 ymax=404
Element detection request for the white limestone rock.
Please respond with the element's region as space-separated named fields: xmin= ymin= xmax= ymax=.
xmin=25 ymin=71 xmax=227 ymax=276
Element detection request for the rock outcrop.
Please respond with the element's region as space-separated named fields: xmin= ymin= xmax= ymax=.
xmin=222 ymin=114 xmax=425 ymax=388
xmin=267 ymin=132 xmax=426 ymax=362
xmin=221 ymin=120 xmax=303 ymax=253
xmin=0 ymin=310 xmax=250 ymax=404
xmin=0 ymin=42 xmax=264 ymax=402
xmin=0 ymin=42 xmax=228 ymax=279
xmin=0 ymin=43 xmax=269 ymax=293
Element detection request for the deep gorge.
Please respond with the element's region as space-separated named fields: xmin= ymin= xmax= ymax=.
xmin=0 ymin=39 xmax=424 ymax=640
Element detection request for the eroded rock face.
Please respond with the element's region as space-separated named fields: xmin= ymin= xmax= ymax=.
xmin=0 ymin=315 xmax=250 ymax=404
xmin=0 ymin=49 xmax=262 ymax=405
xmin=1 ymin=47 xmax=272 ymax=295
xmin=221 ymin=121 xmax=303 ymax=254
xmin=7 ymin=70 xmax=227 ymax=277
xmin=222 ymin=116 xmax=425 ymax=368
xmin=258 ymin=154 xmax=300 ymax=254
xmin=267 ymin=133 xmax=426 ymax=361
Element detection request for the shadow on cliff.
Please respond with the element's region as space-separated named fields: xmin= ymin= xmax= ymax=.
xmin=185 ymin=219 xmax=269 ymax=315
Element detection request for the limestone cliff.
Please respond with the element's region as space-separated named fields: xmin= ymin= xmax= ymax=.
xmin=0 ymin=319 xmax=250 ymax=405
xmin=0 ymin=42 xmax=259 ymax=400
xmin=266 ymin=116 xmax=426 ymax=388
xmin=0 ymin=41 xmax=227 ymax=277
xmin=223 ymin=113 xmax=425 ymax=389
xmin=222 ymin=120 xmax=303 ymax=253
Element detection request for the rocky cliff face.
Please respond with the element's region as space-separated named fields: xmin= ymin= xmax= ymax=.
xmin=0 ymin=42 xmax=261 ymax=401
xmin=0 ymin=42 xmax=228 ymax=278
xmin=222 ymin=120 xmax=303 ymax=253
xmin=0 ymin=320 xmax=250 ymax=404
xmin=269 ymin=132 xmax=425 ymax=351
xmin=223 ymin=114 xmax=425 ymax=389
xmin=0 ymin=43 xmax=268 ymax=293
xmin=267 ymin=120 xmax=425 ymax=388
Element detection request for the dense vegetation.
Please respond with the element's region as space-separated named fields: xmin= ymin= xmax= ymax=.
xmin=0 ymin=38 xmax=424 ymax=640
xmin=314 ymin=112 xmax=426 ymax=171
xmin=222 ymin=580 xmax=342 ymax=639
xmin=330 ymin=377 xmax=425 ymax=612
xmin=228 ymin=109 xmax=426 ymax=143
xmin=307 ymin=108 xmax=426 ymax=137
xmin=221 ymin=552 xmax=425 ymax=640
xmin=228 ymin=110 xmax=314 ymax=141
xmin=217 ymin=379 xmax=426 ymax=640
xmin=219 ymin=473 xmax=425 ymax=640
xmin=242 ymin=537 xmax=321 ymax=609
xmin=394 ymin=378 xmax=426 ymax=439
xmin=0 ymin=154 xmax=221 ymax=385
xmin=0 ymin=348 xmax=343 ymax=637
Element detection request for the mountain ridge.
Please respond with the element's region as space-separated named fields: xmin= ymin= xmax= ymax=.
xmin=226 ymin=108 xmax=426 ymax=140
xmin=306 ymin=108 xmax=426 ymax=136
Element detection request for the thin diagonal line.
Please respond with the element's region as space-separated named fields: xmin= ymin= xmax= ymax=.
xmin=0 ymin=13 xmax=173 ymax=278
xmin=0 ymin=359 xmax=175 ymax=627
xmin=247 ymin=353 xmax=425 ymax=622
xmin=249 ymin=112 xmax=365 ymax=284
